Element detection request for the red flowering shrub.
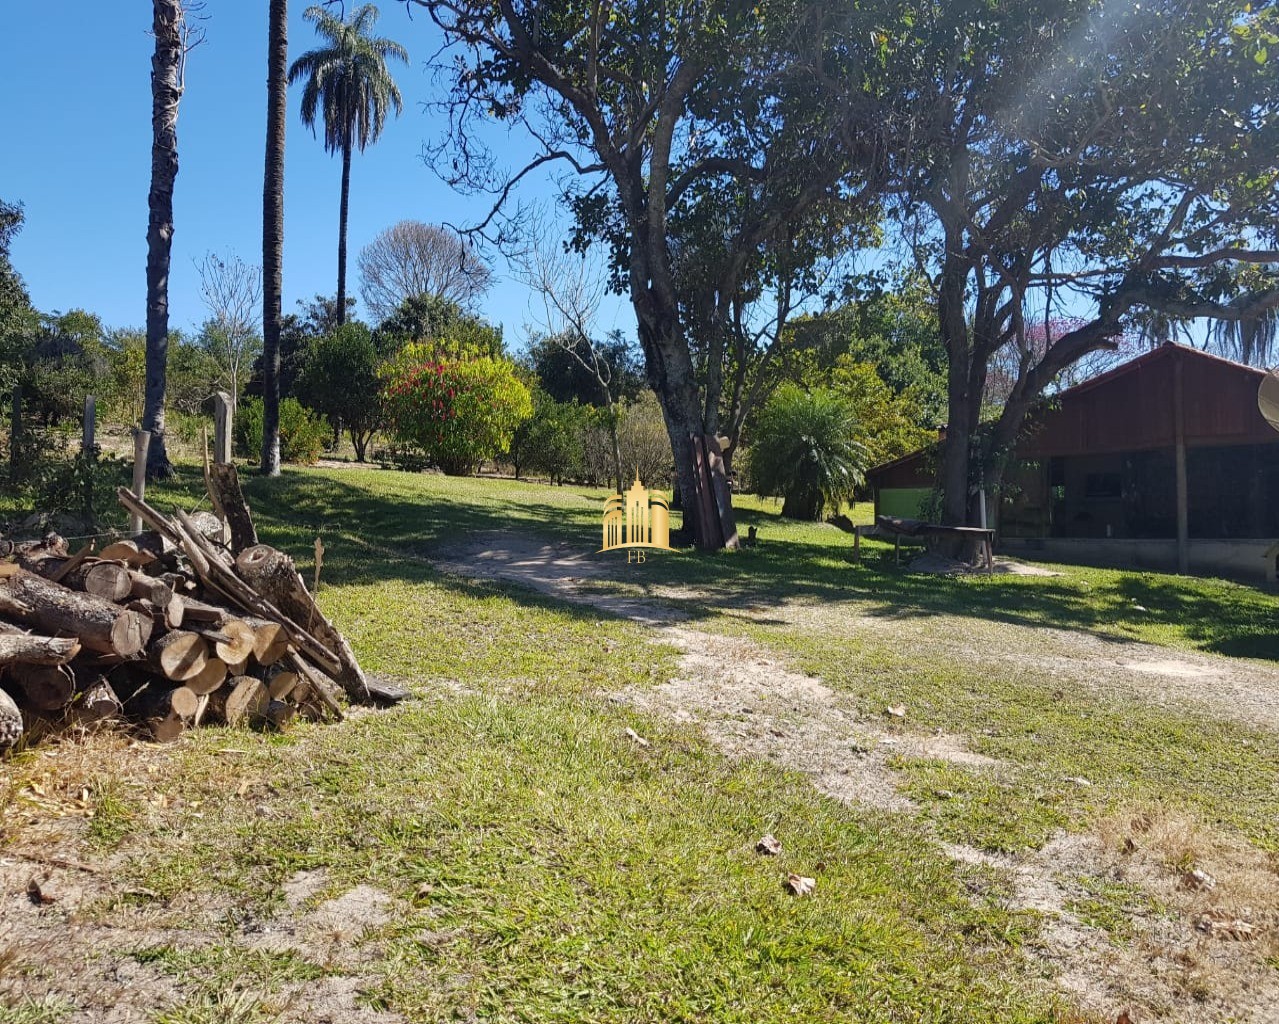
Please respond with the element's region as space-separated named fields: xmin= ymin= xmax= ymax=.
xmin=381 ymin=355 xmax=532 ymax=475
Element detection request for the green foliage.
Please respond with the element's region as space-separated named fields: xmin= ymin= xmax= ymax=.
xmin=289 ymin=4 xmax=408 ymax=159
xmin=827 ymin=359 xmax=934 ymax=467
xmin=381 ymin=355 xmax=532 ymax=475
xmin=747 ymin=384 xmax=868 ymax=521
xmin=234 ymin=397 xmax=328 ymax=466
xmin=297 ymin=321 xmax=383 ymax=460
xmin=524 ymin=330 xmax=645 ymax=407
xmin=785 ymin=279 xmax=946 ymax=424
xmin=373 ymin=293 xmax=504 ymax=360
xmin=510 ymin=392 xmax=589 ymax=483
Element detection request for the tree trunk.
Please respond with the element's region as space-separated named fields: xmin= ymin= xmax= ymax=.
xmin=261 ymin=0 xmax=288 ymax=477
xmin=607 ymin=401 xmax=623 ymax=494
xmin=0 ymin=571 xmax=152 ymax=657
xmin=207 ymin=462 xmax=259 ymax=554
xmin=143 ymin=0 xmax=184 ymax=481
xmin=336 ymin=139 xmax=351 ymax=325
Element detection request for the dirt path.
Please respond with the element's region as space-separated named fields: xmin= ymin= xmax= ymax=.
xmin=433 ymin=534 xmax=1279 ymax=1024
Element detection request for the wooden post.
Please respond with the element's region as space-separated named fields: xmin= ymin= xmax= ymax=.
xmin=213 ymin=391 xmax=233 ymax=465
xmin=1174 ymin=355 xmax=1189 ymax=574
xmin=9 ymin=384 xmax=21 ymax=481
xmin=129 ymin=429 xmax=151 ymax=536
xmin=82 ymin=395 xmax=97 ymax=520
xmin=82 ymin=395 xmax=96 ymax=454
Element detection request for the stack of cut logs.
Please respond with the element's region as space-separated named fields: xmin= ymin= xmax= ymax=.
xmin=0 ymin=466 xmax=401 ymax=752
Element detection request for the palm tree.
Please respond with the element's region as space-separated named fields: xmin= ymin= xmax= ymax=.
xmin=261 ymin=0 xmax=288 ymax=476
xmin=143 ymin=0 xmax=188 ymax=481
xmin=289 ymin=4 xmax=407 ymax=325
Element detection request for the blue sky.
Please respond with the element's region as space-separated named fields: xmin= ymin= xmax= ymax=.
xmin=2 ymin=2 xmax=632 ymax=348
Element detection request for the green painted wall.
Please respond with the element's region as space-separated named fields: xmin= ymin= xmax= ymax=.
xmin=878 ymin=487 xmax=932 ymax=520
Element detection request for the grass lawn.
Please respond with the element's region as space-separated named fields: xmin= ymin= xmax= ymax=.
xmin=3 ymin=465 xmax=1277 ymax=1022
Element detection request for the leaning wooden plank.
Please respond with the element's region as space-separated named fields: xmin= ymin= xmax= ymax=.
xmin=206 ymin=462 xmax=259 ymax=554
xmin=285 ymin=652 xmax=344 ymax=721
xmin=173 ymin=513 xmax=344 ymax=679
xmin=0 ymin=624 xmax=81 ymax=667
xmin=0 ymin=687 xmax=22 ymax=751
xmin=235 ymin=544 xmax=368 ymax=700
xmin=0 ymin=570 xmax=152 ymax=657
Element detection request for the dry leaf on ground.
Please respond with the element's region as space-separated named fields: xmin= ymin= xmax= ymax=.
xmin=624 ymin=727 xmax=651 ymax=747
xmin=786 ymin=873 xmax=816 ymax=896
xmin=756 ymin=834 xmax=782 ymax=856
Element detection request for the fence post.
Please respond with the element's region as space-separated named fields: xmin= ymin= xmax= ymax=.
xmin=82 ymin=395 xmax=97 ymax=520
xmin=129 ymin=429 xmax=151 ymax=536
xmin=213 ymin=391 xmax=233 ymax=465
xmin=9 ymin=384 xmax=21 ymax=483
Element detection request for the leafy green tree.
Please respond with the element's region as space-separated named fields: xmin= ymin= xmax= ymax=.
xmin=406 ymin=0 xmax=886 ymax=547
xmin=373 ymin=293 xmax=503 ymax=359
xmin=0 ymin=200 xmax=34 ymax=349
xmin=289 ymin=4 xmax=408 ymax=323
xmin=298 ymin=321 xmax=383 ymax=461
xmin=860 ymin=0 xmax=1279 ymax=532
xmin=785 ymin=279 xmax=947 ymax=424
xmin=525 ymin=331 xmax=644 ymax=409
xmin=20 ymin=311 xmax=113 ymax=427
xmin=747 ymin=385 xmax=868 ymax=521
xmin=827 ymin=359 xmax=934 ymax=468
xmin=382 ymin=355 xmax=532 ymax=475
xmin=510 ymin=391 xmax=587 ymax=484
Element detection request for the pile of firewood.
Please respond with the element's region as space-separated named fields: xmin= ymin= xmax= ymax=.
xmin=0 ymin=466 xmax=402 ymax=752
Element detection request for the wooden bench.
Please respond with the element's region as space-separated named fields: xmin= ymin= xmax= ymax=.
xmin=855 ymin=516 xmax=995 ymax=572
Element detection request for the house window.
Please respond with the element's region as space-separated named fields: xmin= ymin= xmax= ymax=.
xmin=1084 ymin=472 xmax=1122 ymax=500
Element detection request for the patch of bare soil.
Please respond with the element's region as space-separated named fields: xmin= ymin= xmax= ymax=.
xmin=907 ymin=552 xmax=1064 ymax=576
xmin=623 ymin=624 xmax=995 ymax=812
xmin=432 ymin=533 xmax=1279 ymax=1024
xmin=0 ymin=839 xmax=405 ymax=1023
xmin=946 ymin=810 xmax=1279 ymax=1024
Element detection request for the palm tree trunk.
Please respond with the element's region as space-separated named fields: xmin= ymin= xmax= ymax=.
xmin=336 ymin=138 xmax=351 ymax=325
xmin=143 ymin=0 xmax=184 ymax=482
xmin=261 ymin=0 xmax=287 ymax=477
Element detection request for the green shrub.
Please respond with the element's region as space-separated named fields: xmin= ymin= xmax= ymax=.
xmin=511 ymin=394 xmax=588 ymax=483
xmin=381 ymin=355 xmax=532 ymax=475
xmin=233 ymin=397 xmax=328 ymax=465
xmin=747 ymin=384 xmax=868 ymax=520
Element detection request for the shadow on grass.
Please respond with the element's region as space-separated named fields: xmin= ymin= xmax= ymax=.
xmin=151 ymin=467 xmax=1279 ymax=664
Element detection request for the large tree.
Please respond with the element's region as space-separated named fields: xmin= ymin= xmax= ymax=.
xmin=403 ymin=0 xmax=885 ymax=547
xmin=144 ymin=1 xmax=201 ymax=480
xmin=261 ymin=0 xmax=288 ymax=476
xmin=289 ymin=4 xmax=408 ymax=324
xmin=880 ymin=0 xmax=1279 ymax=542
xmin=357 ymin=220 xmax=493 ymax=321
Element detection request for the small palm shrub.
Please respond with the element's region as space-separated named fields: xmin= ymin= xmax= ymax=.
xmin=747 ymin=384 xmax=868 ymax=520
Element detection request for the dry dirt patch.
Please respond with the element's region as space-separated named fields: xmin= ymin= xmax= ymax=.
xmin=432 ymin=533 xmax=1279 ymax=1024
